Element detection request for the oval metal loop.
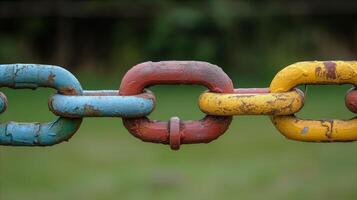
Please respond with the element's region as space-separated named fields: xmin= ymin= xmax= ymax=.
xmin=49 ymin=90 xmax=156 ymax=118
xmin=198 ymin=88 xmax=304 ymax=116
xmin=270 ymin=61 xmax=357 ymax=142
xmin=0 ymin=64 xmax=83 ymax=146
xmin=120 ymin=61 xmax=234 ymax=149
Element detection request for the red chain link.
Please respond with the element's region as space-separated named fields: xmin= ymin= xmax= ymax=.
xmin=119 ymin=61 xmax=234 ymax=150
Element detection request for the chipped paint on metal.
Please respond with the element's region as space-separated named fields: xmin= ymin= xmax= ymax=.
xmin=122 ymin=115 xmax=232 ymax=146
xmin=198 ymin=88 xmax=304 ymax=116
xmin=49 ymin=90 xmax=155 ymax=118
xmin=270 ymin=61 xmax=357 ymax=93
xmin=0 ymin=64 xmax=82 ymax=94
xmin=120 ymin=61 xmax=234 ymax=149
xmin=0 ymin=118 xmax=82 ymax=146
xmin=0 ymin=64 xmax=83 ymax=146
xmin=272 ymin=116 xmax=357 ymax=142
xmin=270 ymin=61 xmax=357 ymax=142
xmin=301 ymin=127 xmax=309 ymax=135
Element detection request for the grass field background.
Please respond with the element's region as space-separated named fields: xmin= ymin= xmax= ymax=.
xmin=1 ymin=76 xmax=357 ymax=200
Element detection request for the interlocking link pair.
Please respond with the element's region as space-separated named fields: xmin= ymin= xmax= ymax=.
xmin=1 ymin=61 xmax=357 ymax=150
xmin=199 ymin=61 xmax=357 ymax=142
xmin=0 ymin=64 xmax=154 ymax=146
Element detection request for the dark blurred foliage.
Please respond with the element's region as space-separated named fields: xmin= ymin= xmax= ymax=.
xmin=0 ymin=0 xmax=357 ymax=81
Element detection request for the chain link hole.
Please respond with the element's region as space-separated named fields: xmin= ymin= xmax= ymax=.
xmin=296 ymin=85 xmax=354 ymax=119
xmin=0 ymin=88 xmax=57 ymax=122
xmin=148 ymin=85 xmax=206 ymax=121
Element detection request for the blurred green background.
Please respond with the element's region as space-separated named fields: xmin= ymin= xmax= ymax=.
xmin=1 ymin=1 xmax=357 ymax=199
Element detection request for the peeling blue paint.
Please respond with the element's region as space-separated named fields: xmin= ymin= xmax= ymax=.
xmin=0 ymin=118 xmax=82 ymax=146
xmin=0 ymin=64 xmax=83 ymax=146
xmin=49 ymin=90 xmax=155 ymax=117
xmin=0 ymin=64 xmax=83 ymax=93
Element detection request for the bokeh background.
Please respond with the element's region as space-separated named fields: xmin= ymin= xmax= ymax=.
xmin=1 ymin=1 xmax=357 ymax=199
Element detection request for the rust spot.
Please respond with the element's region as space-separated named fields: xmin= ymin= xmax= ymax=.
xmin=315 ymin=62 xmax=337 ymax=80
xmin=48 ymin=72 xmax=56 ymax=84
xmin=59 ymin=87 xmax=77 ymax=95
xmin=323 ymin=61 xmax=337 ymax=79
xmin=319 ymin=119 xmax=333 ymax=139
xmin=83 ymin=104 xmax=101 ymax=116
xmin=315 ymin=67 xmax=322 ymax=77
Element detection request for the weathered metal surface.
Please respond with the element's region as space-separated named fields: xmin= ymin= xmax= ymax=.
xmin=0 ymin=92 xmax=7 ymax=114
xmin=120 ymin=61 xmax=234 ymax=150
xmin=49 ymin=90 xmax=156 ymax=118
xmin=123 ymin=116 xmax=232 ymax=146
xmin=198 ymin=88 xmax=304 ymax=115
xmin=345 ymin=88 xmax=357 ymax=113
xmin=0 ymin=64 xmax=82 ymax=93
xmin=270 ymin=61 xmax=357 ymax=142
xmin=0 ymin=118 xmax=82 ymax=146
xmin=0 ymin=64 xmax=83 ymax=146
xmin=169 ymin=117 xmax=180 ymax=150
xmin=270 ymin=61 xmax=357 ymax=92
xmin=272 ymin=116 xmax=357 ymax=142
xmin=119 ymin=61 xmax=234 ymax=95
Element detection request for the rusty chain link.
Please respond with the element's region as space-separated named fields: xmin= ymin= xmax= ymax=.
xmin=0 ymin=61 xmax=356 ymax=150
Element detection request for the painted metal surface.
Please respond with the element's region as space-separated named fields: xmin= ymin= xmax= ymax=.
xmin=0 ymin=92 xmax=7 ymax=114
xmin=198 ymin=88 xmax=304 ymax=115
xmin=270 ymin=61 xmax=357 ymax=142
xmin=345 ymin=88 xmax=357 ymax=113
xmin=0 ymin=118 xmax=82 ymax=146
xmin=3 ymin=60 xmax=357 ymax=148
xmin=49 ymin=90 xmax=156 ymax=118
xmin=120 ymin=61 xmax=234 ymax=150
xmin=0 ymin=64 xmax=82 ymax=93
xmin=270 ymin=61 xmax=357 ymax=92
xmin=272 ymin=116 xmax=357 ymax=142
xmin=169 ymin=117 xmax=180 ymax=150
xmin=0 ymin=64 xmax=83 ymax=146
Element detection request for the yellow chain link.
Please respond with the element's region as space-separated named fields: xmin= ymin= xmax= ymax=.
xmin=198 ymin=89 xmax=304 ymax=115
xmin=270 ymin=61 xmax=357 ymax=142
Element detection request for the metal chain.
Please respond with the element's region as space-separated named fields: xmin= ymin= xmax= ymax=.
xmin=0 ymin=61 xmax=356 ymax=150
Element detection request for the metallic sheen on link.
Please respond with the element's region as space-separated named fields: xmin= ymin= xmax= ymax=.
xmin=49 ymin=90 xmax=155 ymax=118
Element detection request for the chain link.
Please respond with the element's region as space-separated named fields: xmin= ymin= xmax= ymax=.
xmin=0 ymin=64 xmax=83 ymax=146
xmin=270 ymin=61 xmax=357 ymax=142
xmin=119 ymin=61 xmax=234 ymax=150
xmin=0 ymin=61 xmax=356 ymax=149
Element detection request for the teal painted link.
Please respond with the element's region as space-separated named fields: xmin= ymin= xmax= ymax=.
xmin=0 ymin=64 xmax=82 ymax=93
xmin=0 ymin=64 xmax=83 ymax=146
xmin=49 ymin=90 xmax=155 ymax=118
xmin=0 ymin=118 xmax=82 ymax=146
